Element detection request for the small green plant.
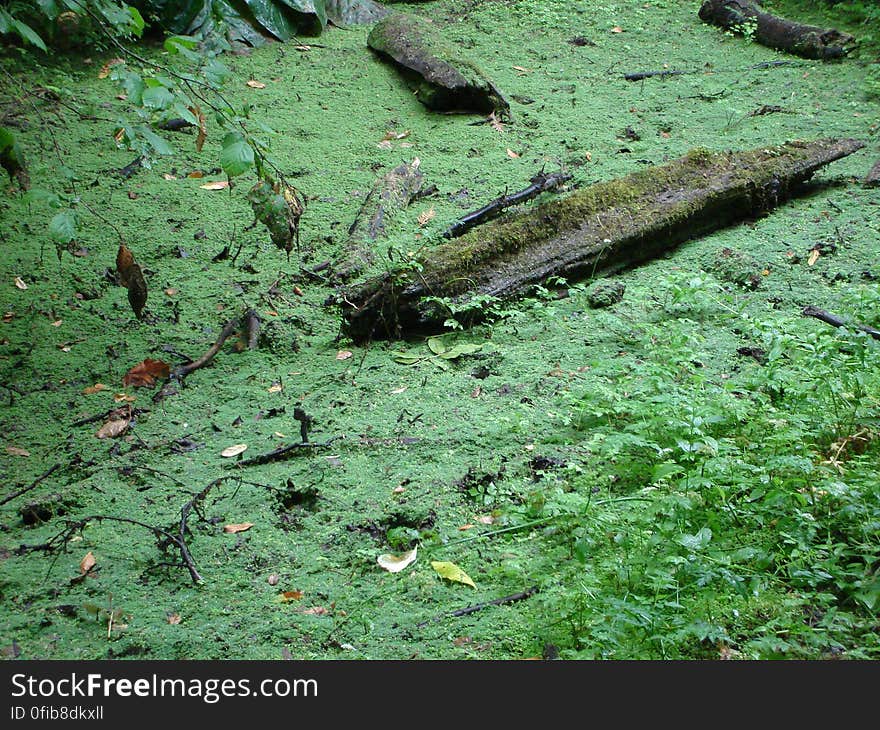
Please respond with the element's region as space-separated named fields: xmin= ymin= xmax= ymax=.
xmin=393 ymin=336 xmax=484 ymax=371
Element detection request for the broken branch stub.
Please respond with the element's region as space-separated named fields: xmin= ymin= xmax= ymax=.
xmin=368 ymin=12 xmax=510 ymax=117
xmin=333 ymin=160 xmax=424 ymax=281
xmin=698 ymin=0 xmax=855 ymax=60
xmin=339 ymin=138 xmax=864 ymax=342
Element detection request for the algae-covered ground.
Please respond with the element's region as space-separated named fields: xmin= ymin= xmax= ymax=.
xmin=1 ymin=1 xmax=878 ymax=659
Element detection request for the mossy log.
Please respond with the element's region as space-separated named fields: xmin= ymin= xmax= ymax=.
xmin=333 ymin=159 xmax=424 ymax=281
xmin=339 ymin=138 xmax=864 ymax=342
xmin=865 ymin=158 xmax=880 ymax=187
xmin=367 ymin=12 xmax=509 ymax=116
xmin=698 ymin=0 xmax=855 ymax=60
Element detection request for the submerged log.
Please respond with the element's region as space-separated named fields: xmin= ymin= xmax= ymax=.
xmin=367 ymin=12 xmax=509 ymax=116
xmin=698 ymin=0 xmax=855 ymax=60
xmin=339 ymin=138 xmax=864 ymax=342
xmin=334 ymin=159 xmax=424 ymax=281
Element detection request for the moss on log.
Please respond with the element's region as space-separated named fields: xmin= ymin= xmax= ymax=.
xmin=333 ymin=159 xmax=424 ymax=281
xmin=339 ymin=138 xmax=864 ymax=342
xmin=698 ymin=0 xmax=855 ymax=60
xmin=367 ymin=12 xmax=509 ymax=116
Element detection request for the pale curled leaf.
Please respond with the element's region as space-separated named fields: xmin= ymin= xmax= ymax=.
xmin=431 ymin=560 xmax=476 ymax=587
xmin=224 ymin=522 xmax=254 ymax=534
xmin=221 ymin=444 xmax=248 ymax=458
xmin=80 ymin=551 xmax=96 ymax=574
xmin=96 ymin=418 xmax=129 ymax=439
xmin=377 ymin=546 xmax=418 ymax=573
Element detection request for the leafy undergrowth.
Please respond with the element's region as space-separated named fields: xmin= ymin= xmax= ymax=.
xmin=1 ymin=0 xmax=878 ymax=659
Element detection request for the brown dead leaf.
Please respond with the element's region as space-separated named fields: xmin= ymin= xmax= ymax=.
xmin=506 ymin=148 xmax=520 ymax=159
xmin=268 ymin=574 xmax=280 ymax=586
xmin=268 ymin=383 xmax=283 ymax=393
xmin=293 ymin=286 xmax=304 ymax=296
xmin=200 ymin=180 xmax=229 ymax=190
xmin=192 ymin=106 xmax=207 ymax=153
xmin=458 ymin=524 xmax=475 ymax=531
xmin=377 ymin=140 xmax=393 ymax=150
xmin=3 ymin=312 xmax=13 ymax=323
xmin=223 ymin=522 xmax=254 ymax=534
xmin=166 ymin=612 xmax=182 ymax=625
xmin=164 ymin=287 xmax=178 ymax=296
xmin=122 ymin=359 xmax=170 ymax=388
xmin=162 ymin=173 xmax=177 ymax=181
xmin=113 ymin=393 xmax=136 ymax=403
xmin=79 ymin=551 xmax=96 ymax=574
xmin=475 ymin=514 xmax=495 ymax=525
xmin=97 ymin=58 xmax=124 ymax=79
xmin=547 ymin=363 xmax=567 ymax=377
xmin=186 ymin=171 xmax=204 ymax=179
xmin=294 ymin=45 xmax=312 ymax=52
xmin=5 ymin=446 xmax=30 ymax=457
xmin=336 ymin=350 xmax=353 ymax=361
xmin=301 ymin=606 xmax=329 ymax=616
xmin=82 ymin=383 xmax=108 ymax=395
xmin=611 ymin=26 xmax=624 ymax=33
xmin=96 ymin=417 xmax=129 ymax=439
xmin=488 ymin=111 xmax=505 ymax=133
xmin=116 ymin=244 xmax=135 ymax=287
xmin=279 ymin=590 xmax=304 ymax=602
xmin=246 ymin=79 xmax=266 ymax=89
xmin=418 ymin=207 xmax=436 ymax=226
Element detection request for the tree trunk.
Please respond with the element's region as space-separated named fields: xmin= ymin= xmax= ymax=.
xmin=698 ymin=0 xmax=855 ymax=60
xmin=338 ymin=138 xmax=864 ymax=342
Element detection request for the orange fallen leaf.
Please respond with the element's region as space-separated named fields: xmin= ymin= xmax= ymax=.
xmin=418 ymin=207 xmax=436 ymax=226
xmin=224 ymin=522 xmax=254 ymax=534
xmin=97 ymin=58 xmax=124 ymax=79
xmin=293 ymin=286 xmax=303 ymax=296
xmin=336 ymin=350 xmax=353 ymax=360
xmin=186 ymin=171 xmax=204 ymax=179
xmin=96 ymin=417 xmax=129 ymax=439
xmin=458 ymin=524 xmax=475 ymax=531
xmin=6 ymin=446 xmax=30 ymax=457
xmin=82 ymin=383 xmax=108 ymax=395
xmin=279 ymin=590 xmax=304 ymax=602
xmin=246 ymin=79 xmax=266 ymax=89
xmin=200 ymin=180 xmax=229 ymax=190
xmin=122 ymin=358 xmax=170 ymax=388
xmin=192 ymin=105 xmax=207 ymax=153
xmin=80 ymin=551 xmax=96 ymax=574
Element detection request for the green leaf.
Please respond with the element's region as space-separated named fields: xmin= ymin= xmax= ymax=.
xmin=0 ymin=126 xmax=14 ymax=152
xmin=142 ymin=85 xmax=175 ymax=110
xmin=393 ymin=354 xmax=421 ymax=365
xmin=433 ymin=358 xmax=450 ymax=371
xmin=431 ymin=560 xmax=476 ymax=588
xmin=324 ymin=0 xmax=388 ymax=28
xmin=138 ymin=126 xmax=175 ymax=156
xmin=651 ymin=462 xmax=684 ymax=483
xmin=442 ymin=343 xmax=483 ymax=359
xmin=243 ymin=0 xmax=299 ymax=40
xmin=678 ymin=528 xmax=712 ymax=552
xmin=165 ymin=35 xmax=201 ymax=61
xmin=49 ymin=210 xmax=78 ymax=243
xmin=22 ymin=189 xmax=62 ymax=208
xmin=204 ymin=58 xmax=231 ymax=86
xmin=12 ymin=19 xmax=47 ymax=52
xmin=128 ymin=6 xmax=145 ymax=36
xmin=220 ymin=138 xmax=255 ymax=178
xmin=0 ymin=10 xmax=11 ymax=34
xmin=276 ymin=0 xmax=327 ymax=29
xmin=426 ymin=337 xmax=446 ymax=355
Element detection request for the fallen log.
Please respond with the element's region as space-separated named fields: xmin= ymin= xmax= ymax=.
xmin=802 ymin=306 xmax=880 ymax=341
xmin=333 ymin=159 xmax=424 ymax=281
xmin=367 ymin=12 xmax=509 ymax=116
xmin=339 ymin=138 xmax=864 ymax=342
xmin=698 ymin=0 xmax=855 ymax=60
xmin=865 ymin=158 xmax=880 ymax=187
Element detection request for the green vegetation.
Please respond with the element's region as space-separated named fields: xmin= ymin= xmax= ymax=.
xmin=0 ymin=0 xmax=877 ymax=660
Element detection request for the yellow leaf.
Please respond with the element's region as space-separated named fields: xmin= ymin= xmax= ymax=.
xmin=279 ymin=590 xmax=304 ymax=602
xmin=808 ymin=249 xmax=820 ymax=266
xmin=221 ymin=444 xmax=248 ymax=458
xmin=431 ymin=560 xmax=476 ymax=587
xmin=377 ymin=546 xmax=418 ymax=573
xmin=82 ymin=383 xmax=108 ymax=395
xmin=200 ymin=180 xmax=229 ymax=190
xmin=223 ymin=522 xmax=254 ymax=534
xmin=246 ymin=80 xmax=266 ymax=89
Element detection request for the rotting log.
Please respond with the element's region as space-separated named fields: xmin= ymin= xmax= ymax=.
xmin=367 ymin=12 xmax=509 ymax=116
xmin=333 ymin=159 xmax=424 ymax=281
xmin=698 ymin=0 xmax=855 ymax=60
xmin=865 ymin=158 xmax=880 ymax=187
xmin=339 ymin=138 xmax=864 ymax=342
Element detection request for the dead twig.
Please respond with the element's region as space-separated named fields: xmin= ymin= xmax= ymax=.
xmin=0 ymin=463 xmax=61 ymax=507
xmin=234 ymin=436 xmax=343 ymax=468
xmin=802 ymin=306 xmax=880 ymax=341
xmin=417 ymin=585 xmax=539 ymax=627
